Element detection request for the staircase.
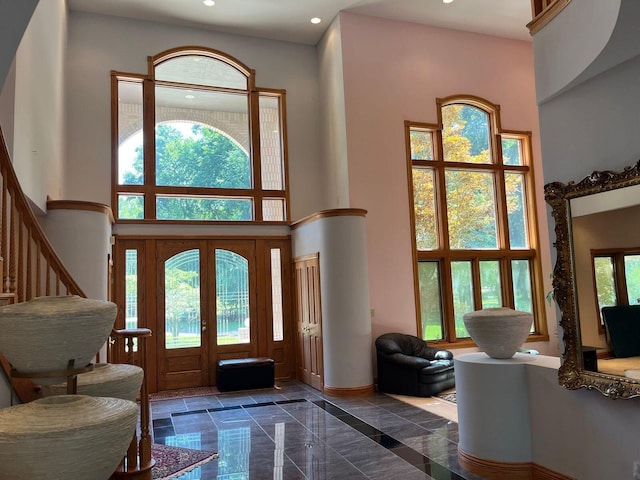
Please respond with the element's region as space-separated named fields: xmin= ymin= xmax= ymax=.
xmin=0 ymin=125 xmax=153 ymax=479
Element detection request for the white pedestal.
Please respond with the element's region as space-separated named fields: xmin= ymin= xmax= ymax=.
xmin=455 ymin=352 xmax=538 ymax=463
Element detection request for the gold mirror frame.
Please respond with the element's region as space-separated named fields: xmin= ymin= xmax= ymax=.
xmin=545 ymin=161 xmax=640 ymax=399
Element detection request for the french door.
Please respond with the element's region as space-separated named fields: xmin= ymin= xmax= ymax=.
xmin=111 ymin=237 xmax=293 ymax=393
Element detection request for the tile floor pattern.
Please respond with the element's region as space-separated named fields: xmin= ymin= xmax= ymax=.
xmin=150 ymin=380 xmax=486 ymax=480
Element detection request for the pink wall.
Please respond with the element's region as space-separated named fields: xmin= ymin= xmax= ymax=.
xmin=338 ymin=12 xmax=551 ymax=344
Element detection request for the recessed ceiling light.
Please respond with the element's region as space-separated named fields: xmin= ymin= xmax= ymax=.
xmin=443 ymin=0 xmax=454 ymax=3
xmin=310 ymin=17 xmax=322 ymax=24
xmin=203 ymin=0 xmax=215 ymax=6
xmin=185 ymin=94 xmax=195 ymax=99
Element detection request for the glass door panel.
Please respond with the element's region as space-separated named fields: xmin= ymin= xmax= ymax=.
xmin=164 ymin=249 xmax=201 ymax=349
xmin=156 ymin=241 xmax=209 ymax=391
xmin=216 ymin=249 xmax=250 ymax=345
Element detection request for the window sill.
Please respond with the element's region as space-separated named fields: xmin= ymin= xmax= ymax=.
xmin=430 ymin=333 xmax=550 ymax=350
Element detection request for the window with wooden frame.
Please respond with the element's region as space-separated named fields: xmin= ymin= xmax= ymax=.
xmin=112 ymin=47 xmax=289 ymax=223
xmin=592 ymin=249 xmax=640 ymax=333
xmin=406 ymin=95 xmax=547 ymax=345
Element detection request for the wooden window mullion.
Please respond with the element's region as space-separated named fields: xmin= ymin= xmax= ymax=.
xmin=143 ymin=78 xmax=156 ymax=220
xmin=249 ymin=74 xmax=262 ymax=222
xmin=615 ymin=254 xmax=629 ymax=305
xmin=440 ymin=257 xmax=456 ymax=341
xmin=502 ymin=256 xmax=515 ymax=310
xmin=471 ymin=258 xmax=483 ymax=310
xmin=495 ymin=134 xmax=510 ymax=251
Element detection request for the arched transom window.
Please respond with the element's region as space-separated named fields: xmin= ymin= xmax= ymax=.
xmin=112 ymin=47 xmax=288 ymax=223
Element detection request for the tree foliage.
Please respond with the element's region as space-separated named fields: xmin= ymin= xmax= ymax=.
xmin=120 ymin=122 xmax=252 ymax=220
xmin=412 ymin=105 xmax=527 ymax=250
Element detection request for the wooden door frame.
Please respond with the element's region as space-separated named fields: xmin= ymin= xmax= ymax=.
xmin=293 ymin=252 xmax=324 ymax=391
xmin=112 ymin=234 xmax=295 ymax=393
xmin=111 ymin=238 xmax=159 ymax=392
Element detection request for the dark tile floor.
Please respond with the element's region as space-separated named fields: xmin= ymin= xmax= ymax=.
xmin=150 ymin=380 xmax=486 ymax=479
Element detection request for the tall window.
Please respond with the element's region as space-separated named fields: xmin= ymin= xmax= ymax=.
xmin=112 ymin=47 xmax=288 ymax=223
xmin=593 ymin=249 xmax=640 ymax=331
xmin=407 ymin=95 xmax=546 ymax=344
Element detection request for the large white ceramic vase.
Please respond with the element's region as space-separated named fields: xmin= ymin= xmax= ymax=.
xmin=0 ymin=295 xmax=116 ymax=383
xmin=42 ymin=363 xmax=144 ymax=402
xmin=463 ymin=307 xmax=533 ymax=359
xmin=0 ymin=395 xmax=139 ymax=480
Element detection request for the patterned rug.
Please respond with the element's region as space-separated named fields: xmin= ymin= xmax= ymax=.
xmin=151 ymin=443 xmax=218 ymax=480
xmin=149 ymin=386 xmax=220 ymax=401
xmin=435 ymin=391 xmax=457 ymax=404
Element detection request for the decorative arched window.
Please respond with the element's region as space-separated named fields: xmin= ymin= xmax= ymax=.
xmin=112 ymin=47 xmax=288 ymax=223
xmin=406 ymin=95 xmax=547 ymax=345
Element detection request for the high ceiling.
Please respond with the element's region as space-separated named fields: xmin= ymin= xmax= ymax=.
xmin=67 ymin=0 xmax=533 ymax=46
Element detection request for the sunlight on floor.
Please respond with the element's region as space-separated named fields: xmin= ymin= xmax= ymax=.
xmin=387 ymin=388 xmax=458 ymax=423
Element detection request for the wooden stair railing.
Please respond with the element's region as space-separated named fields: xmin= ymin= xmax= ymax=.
xmin=110 ymin=328 xmax=154 ymax=480
xmin=0 ymin=126 xmax=153 ymax=479
xmin=0 ymin=132 xmax=84 ymax=302
xmin=0 ymin=127 xmax=85 ymax=404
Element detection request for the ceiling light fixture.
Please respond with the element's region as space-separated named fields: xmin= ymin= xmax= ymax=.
xmin=203 ymin=0 xmax=215 ymax=6
xmin=443 ymin=0 xmax=454 ymax=3
xmin=185 ymin=94 xmax=195 ymax=99
xmin=310 ymin=17 xmax=322 ymax=24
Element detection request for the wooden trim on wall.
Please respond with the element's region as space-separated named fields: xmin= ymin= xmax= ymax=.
xmin=113 ymin=234 xmax=290 ymax=241
xmin=459 ymin=448 xmax=575 ymax=480
xmin=46 ymin=199 xmax=115 ymax=224
xmin=527 ymin=0 xmax=572 ymax=35
xmin=290 ymin=208 xmax=368 ymax=231
xmin=532 ymin=463 xmax=576 ymax=480
xmin=323 ymin=384 xmax=375 ymax=397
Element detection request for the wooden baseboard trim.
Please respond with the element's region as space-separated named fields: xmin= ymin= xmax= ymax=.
xmin=323 ymin=384 xmax=375 ymax=397
xmin=458 ymin=448 xmax=573 ymax=480
xmin=458 ymin=448 xmax=531 ymax=480
xmin=532 ymin=463 xmax=575 ymax=480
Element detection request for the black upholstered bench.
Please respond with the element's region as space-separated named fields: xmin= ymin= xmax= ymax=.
xmin=217 ymin=357 xmax=275 ymax=392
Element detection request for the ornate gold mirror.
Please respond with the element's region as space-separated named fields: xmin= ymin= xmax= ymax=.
xmin=545 ymin=161 xmax=640 ymax=398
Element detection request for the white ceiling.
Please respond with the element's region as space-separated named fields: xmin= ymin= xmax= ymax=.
xmin=67 ymin=0 xmax=533 ymax=46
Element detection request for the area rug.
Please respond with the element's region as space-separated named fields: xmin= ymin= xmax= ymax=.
xmin=151 ymin=443 xmax=218 ymax=480
xmin=149 ymin=386 xmax=220 ymax=401
xmin=435 ymin=391 xmax=457 ymax=404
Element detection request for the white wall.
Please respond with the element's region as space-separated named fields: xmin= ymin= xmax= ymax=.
xmin=529 ymin=360 xmax=640 ymax=479
xmin=533 ymin=0 xmax=640 ymax=476
xmin=0 ymin=0 xmax=38 ymax=92
xmin=292 ymin=212 xmax=373 ymax=390
xmin=12 ymin=0 xmax=67 ymax=211
xmin=65 ymin=11 xmax=324 ymax=221
xmin=0 ymin=60 xmax=16 ymax=157
xmin=457 ymin=353 xmax=640 ymax=479
xmin=539 ymin=55 xmax=640 ymax=186
xmin=336 ymin=12 xmax=555 ymax=350
xmin=317 ymin=17 xmax=350 ymax=210
xmin=533 ymin=0 xmax=620 ymax=104
xmin=40 ymin=208 xmax=112 ymax=301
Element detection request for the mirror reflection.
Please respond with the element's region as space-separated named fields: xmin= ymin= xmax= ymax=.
xmin=545 ymin=163 xmax=640 ymax=398
xmin=571 ymin=198 xmax=640 ymax=376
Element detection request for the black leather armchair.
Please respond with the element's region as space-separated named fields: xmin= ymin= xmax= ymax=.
xmin=375 ymin=333 xmax=455 ymax=397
